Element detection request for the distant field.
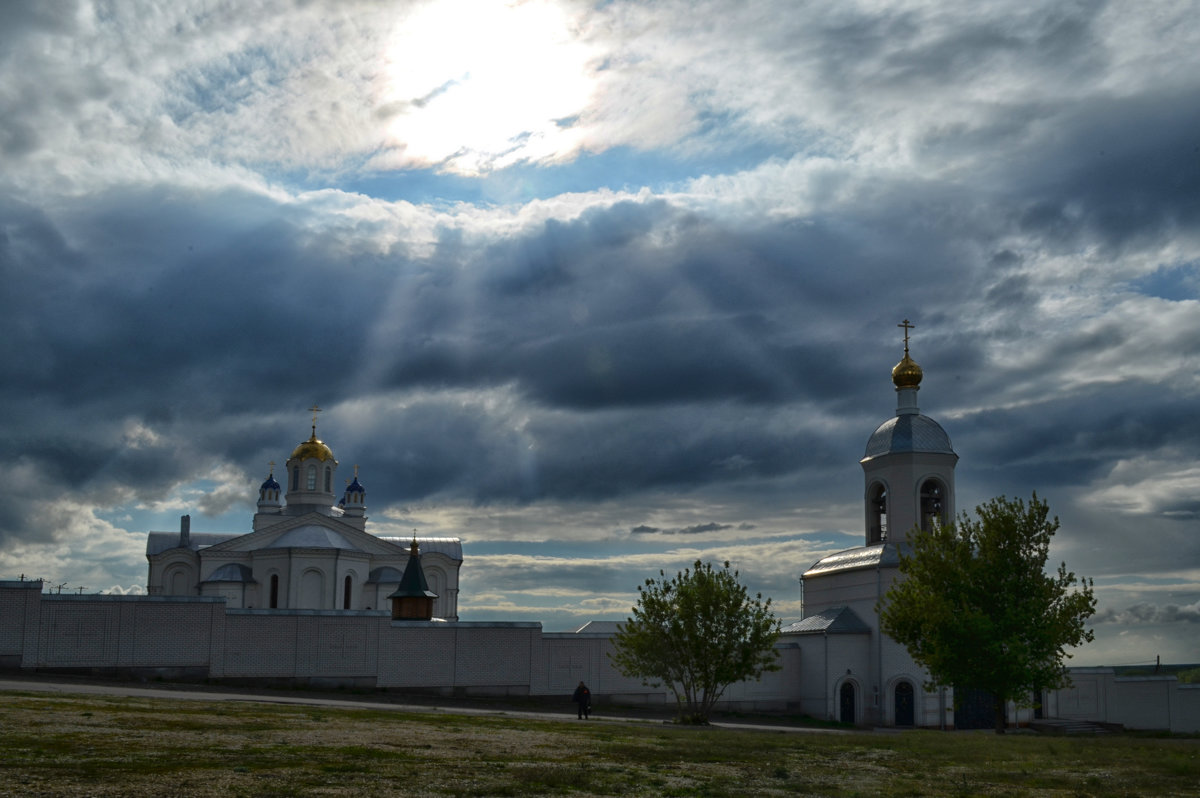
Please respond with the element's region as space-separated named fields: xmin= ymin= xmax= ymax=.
xmin=0 ymin=689 xmax=1197 ymax=797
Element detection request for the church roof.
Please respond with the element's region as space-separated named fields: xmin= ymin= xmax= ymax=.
xmin=290 ymin=433 xmax=335 ymax=462
xmin=573 ymin=621 xmax=622 ymax=635
xmin=862 ymin=413 xmax=954 ymax=459
xmin=201 ymin=563 xmax=255 ymax=583
xmin=378 ymin=536 xmax=463 ymax=561
xmin=146 ymin=532 xmax=239 ymax=557
xmin=366 ymin=566 xmax=405 ymax=583
xmin=781 ymin=606 xmax=871 ymax=635
xmin=803 ymin=542 xmax=908 ymax=577
xmin=265 ymin=525 xmax=362 ymax=551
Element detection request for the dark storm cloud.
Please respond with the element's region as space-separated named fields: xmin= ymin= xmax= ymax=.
xmin=628 ymin=522 xmax=733 ymax=536
xmin=2 ymin=186 xmax=392 ymax=412
xmin=1094 ymin=601 xmax=1200 ymax=626
xmin=3 ymin=179 xmax=913 ymax=538
xmin=984 ymin=88 xmax=1200 ymax=253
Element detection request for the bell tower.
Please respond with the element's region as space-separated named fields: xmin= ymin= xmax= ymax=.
xmin=860 ymin=320 xmax=957 ymax=546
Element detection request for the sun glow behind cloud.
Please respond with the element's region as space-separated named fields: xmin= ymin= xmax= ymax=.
xmin=374 ymin=0 xmax=598 ymax=175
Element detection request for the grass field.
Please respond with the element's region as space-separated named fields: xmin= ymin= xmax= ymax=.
xmin=0 ymin=689 xmax=1197 ymax=797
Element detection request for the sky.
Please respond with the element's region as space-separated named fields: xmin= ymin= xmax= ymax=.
xmin=1 ymin=0 xmax=1198 ymax=667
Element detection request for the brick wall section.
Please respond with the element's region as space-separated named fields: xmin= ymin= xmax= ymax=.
xmin=0 ymin=580 xmax=43 ymax=667
xmin=377 ymin=624 xmax=458 ymax=687
xmin=453 ymin=626 xmax=536 ymax=687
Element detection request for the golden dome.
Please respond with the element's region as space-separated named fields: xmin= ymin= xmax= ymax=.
xmin=892 ymin=353 xmax=923 ymax=389
xmin=290 ymin=434 xmax=336 ymax=463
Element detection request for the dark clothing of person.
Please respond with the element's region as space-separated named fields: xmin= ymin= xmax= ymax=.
xmin=572 ymin=683 xmax=591 ymax=719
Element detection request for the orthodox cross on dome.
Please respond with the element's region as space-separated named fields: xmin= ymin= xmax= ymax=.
xmin=898 ymin=319 xmax=915 ymax=355
xmin=309 ymin=404 xmax=322 ymax=437
xmin=268 ymin=460 xmax=275 ymax=475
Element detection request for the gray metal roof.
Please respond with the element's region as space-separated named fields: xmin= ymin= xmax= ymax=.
xmin=265 ymin=525 xmax=362 ymax=551
xmin=201 ymin=563 xmax=255 ymax=583
xmin=148 ymin=530 xmax=462 ymax=559
xmin=803 ymin=543 xmax=907 ymax=577
xmin=862 ymin=413 xmax=954 ymax=459
xmin=573 ymin=621 xmax=622 ymax=635
xmin=366 ymin=566 xmax=405 ymax=583
xmin=378 ymin=536 xmax=463 ymax=561
xmin=146 ymin=532 xmax=239 ymax=557
xmin=781 ymin=606 xmax=871 ymax=635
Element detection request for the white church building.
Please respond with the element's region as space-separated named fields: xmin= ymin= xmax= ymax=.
xmin=782 ymin=323 xmax=960 ymax=727
xmin=145 ymin=411 xmax=462 ymax=620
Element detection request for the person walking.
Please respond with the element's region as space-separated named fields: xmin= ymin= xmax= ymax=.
xmin=572 ymin=680 xmax=591 ymax=719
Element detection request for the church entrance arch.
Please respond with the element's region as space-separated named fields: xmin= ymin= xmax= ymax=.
xmin=894 ymin=681 xmax=915 ymax=726
xmin=839 ymin=682 xmax=856 ymax=724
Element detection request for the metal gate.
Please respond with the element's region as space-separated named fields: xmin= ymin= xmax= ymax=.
xmin=953 ymin=687 xmax=996 ymax=730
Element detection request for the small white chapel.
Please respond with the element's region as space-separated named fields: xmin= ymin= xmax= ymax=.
xmin=782 ymin=321 xmax=962 ymax=727
xmin=145 ymin=409 xmax=462 ymax=619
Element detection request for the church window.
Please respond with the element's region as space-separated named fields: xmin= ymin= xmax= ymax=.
xmin=269 ymin=574 xmax=279 ymax=609
xmin=868 ymin=485 xmax=887 ymax=544
xmin=291 ymin=467 xmax=299 ymax=491
xmin=325 ymin=467 xmax=332 ymax=493
xmin=306 ymin=465 xmax=317 ymax=490
xmin=343 ymin=575 xmax=352 ymax=610
xmin=920 ymin=480 xmax=945 ymax=531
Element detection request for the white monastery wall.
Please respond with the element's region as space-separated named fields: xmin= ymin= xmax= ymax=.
xmin=0 ymin=583 xmax=803 ymax=711
xmin=1176 ymin=686 xmax=1200 ymax=734
xmin=23 ymin=594 xmax=225 ymax=672
xmin=3 ymin=583 xmax=1193 ymax=729
xmin=1052 ymin=667 xmax=1199 ymax=732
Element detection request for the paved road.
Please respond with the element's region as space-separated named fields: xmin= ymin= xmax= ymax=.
xmin=0 ymin=676 xmax=848 ymax=734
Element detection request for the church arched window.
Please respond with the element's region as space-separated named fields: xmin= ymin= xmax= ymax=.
xmin=920 ymin=479 xmax=945 ymax=531
xmin=291 ymin=467 xmax=299 ymax=492
xmin=343 ymin=575 xmax=352 ymax=610
xmin=269 ymin=574 xmax=279 ymax=609
xmin=868 ymin=484 xmax=887 ymax=544
xmin=306 ymin=465 xmax=317 ymax=491
xmin=325 ymin=467 xmax=332 ymax=493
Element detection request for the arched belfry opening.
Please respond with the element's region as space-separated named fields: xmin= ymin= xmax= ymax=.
xmin=868 ymin=483 xmax=888 ymax=544
xmin=920 ymin=478 xmax=947 ymax=531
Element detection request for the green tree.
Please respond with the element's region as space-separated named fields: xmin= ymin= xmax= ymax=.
xmin=879 ymin=493 xmax=1096 ymax=733
xmin=610 ymin=560 xmax=781 ymax=724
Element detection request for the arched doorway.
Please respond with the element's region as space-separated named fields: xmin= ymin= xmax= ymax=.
xmin=894 ymin=681 xmax=915 ymax=726
xmin=839 ymin=682 xmax=856 ymax=724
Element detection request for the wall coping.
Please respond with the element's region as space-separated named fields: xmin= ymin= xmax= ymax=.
xmin=228 ymin=608 xmax=391 ymax=617
xmin=391 ymin=620 xmax=542 ymax=629
xmin=42 ymin=593 xmax=225 ymax=603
